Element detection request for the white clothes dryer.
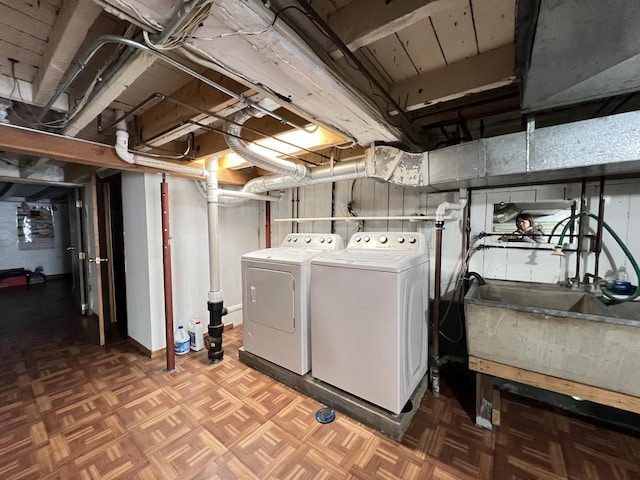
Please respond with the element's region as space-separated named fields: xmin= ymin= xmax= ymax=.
xmin=241 ymin=233 xmax=344 ymax=375
xmin=310 ymin=232 xmax=429 ymax=414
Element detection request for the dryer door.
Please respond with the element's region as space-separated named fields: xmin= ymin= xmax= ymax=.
xmin=245 ymin=267 xmax=295 ymax=333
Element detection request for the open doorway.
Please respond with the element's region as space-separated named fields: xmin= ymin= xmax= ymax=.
xmin=93 ymin=172 xmax=128 ymax=345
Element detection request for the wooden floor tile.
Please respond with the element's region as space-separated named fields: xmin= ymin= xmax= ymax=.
xmin=1 ymin=279 xmax=640 ymax=479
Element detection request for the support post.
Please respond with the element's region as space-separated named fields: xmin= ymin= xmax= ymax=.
xmin=161 ymin=175 xmax=175 ymax=371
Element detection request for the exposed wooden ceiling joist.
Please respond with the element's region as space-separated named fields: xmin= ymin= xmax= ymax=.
xmin=135 ymin=70 xmax=257 ymax=148
xmin=33 ymin=0 xmax=102 ymax=106
xmin=390 ymin=44 xmax=516 ymax=114
xmin=64 ymin=50 xmax=158 ymax=137
xmin=0 ymin=123 xmax=254 ymax=185
xmin=327 ymin=0 xmax=459 ymax=59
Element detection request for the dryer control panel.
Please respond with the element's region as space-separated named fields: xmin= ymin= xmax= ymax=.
xmin=347 ymin=231 xmax=425 ymax=252
xmin=282 ymin=233 xmax=344 ymax=250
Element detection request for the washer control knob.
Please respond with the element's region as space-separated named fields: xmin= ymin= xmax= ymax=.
xmin=304 ymin=236 xmax=312 ymax=243
xmin=408 ymin=236 xmax=417 ymax=244
xmin=355 ymin=236 xmax=361 ymax=242
xmin=319 ymin=237 xmax=325 ymax=243
xmin=293 ymin=237 xmax=298 ymax=242
xmin=398 ymin=237 xmax=405 ymax=243
xmin=326 ymin=237 xmax=333 ymax=243
xmin=379 ymin=235 xmax=388 ymax=244
xmin=364 ymin=236 xmax=370 ymax=242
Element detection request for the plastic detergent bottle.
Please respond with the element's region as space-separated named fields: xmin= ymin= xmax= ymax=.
xmin=174 ymin=325 xmax=190 ymax=355
xmin=187 ymin=317 xmax=204 ymax=351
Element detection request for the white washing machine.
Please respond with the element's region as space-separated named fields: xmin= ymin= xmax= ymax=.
xmin=310 ymin=232 xmax=429 ymax=414
xmin=241 ymin=233 xmax=344 ymax=375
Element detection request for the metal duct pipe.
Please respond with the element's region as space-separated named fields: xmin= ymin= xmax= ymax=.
xmin=223 ymin=108 xmax=308 ymax=180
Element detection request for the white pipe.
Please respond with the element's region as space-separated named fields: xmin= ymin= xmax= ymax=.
xmin=435 ymin=197 xmax=468 ymax=222
xmin=206 ymin=157 xmax=222 ymax=302
xmin=225 ymin=303 xmax=242 ymax=314
xmin=218 ymin=190 xmax=281 ymax=201
xmin=115 ymin=115 xmax=209 ymax=178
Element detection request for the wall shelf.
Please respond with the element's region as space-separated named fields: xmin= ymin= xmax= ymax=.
xmin=274 ymin=215 xmax=445 ymax=223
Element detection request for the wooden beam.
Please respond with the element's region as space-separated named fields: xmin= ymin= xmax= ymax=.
xmin=0 ymin=123 xmax=254 ymax=185
xmin=327 ymin=0 xmax=459 ymax=58
xmin=195 ymin=111 xmax=311 ymax=157
xmin=469 ymin=356 xmax=640 ymax=415
xmin=33 ymin=0 xmax=102 ymax=106
xmin=136 ymin=70 xmax=256 ymax=148
xmin=390 ymin=44 xmax=516 ymax=114
xmin=64 ymin=50 xmax=158 ymax=137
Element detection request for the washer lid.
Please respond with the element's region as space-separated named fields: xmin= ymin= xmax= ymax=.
xmin=242 ymin=247 xmax=331 ymax=265
xmin=310 ymin=249 xmax=428 ymax=272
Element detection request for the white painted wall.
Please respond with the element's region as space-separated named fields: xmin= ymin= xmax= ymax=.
xmin=121 ymin=173 xmax=260 ymax=353
xmin=468 ymin=179 xmax=640 ymax=286
xmin=0 ymin=198 xmax=71 ymax=275
xmin=268 ymin=177 xmax=465 ymax=299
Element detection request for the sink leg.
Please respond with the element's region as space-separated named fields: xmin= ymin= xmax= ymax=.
xmin=475 ymin=372 xmax=495 ymax=430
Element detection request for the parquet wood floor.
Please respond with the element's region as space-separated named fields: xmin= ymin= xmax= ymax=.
xmin=1 ymin=280 xmax=639 ymax=479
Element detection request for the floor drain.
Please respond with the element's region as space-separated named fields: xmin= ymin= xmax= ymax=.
xmin=315 ymin=407 xmax=336 ymax=424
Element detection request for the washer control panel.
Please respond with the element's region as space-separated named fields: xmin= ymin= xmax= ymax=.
xmin=348 ymin=232 xmax=425 ymax=251
xmin=282 ymin=233 xmax=344 ymax=250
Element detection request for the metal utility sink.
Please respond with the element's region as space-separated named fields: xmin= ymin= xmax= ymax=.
xmin=464 ymin=280 xmax=640 ymax=397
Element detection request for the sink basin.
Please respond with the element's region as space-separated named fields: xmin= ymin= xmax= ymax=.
xmin=464 ymin=280 xmax=640 ymax=397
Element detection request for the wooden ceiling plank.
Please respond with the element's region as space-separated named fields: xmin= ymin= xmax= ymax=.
xmin=136 ymin=70 xmax=256 ymax=146
xmin=0 ymin=123 xmax=254 ymax=185
xmin=430 ymin=1 xmax=477 ymax=64
xmin=327 ymin=0 xmax=462 ymax=58
xmin=396 ymin=18 xmax=446 ymax=75
xmin=366 ymin=35 xmax=418 ymax=83
xmin=33 ymin=0 xmax=102 ymax=106
xmin=390 ymin=44 xmax=515 ymax=114
xmin=472 ymin=0 xmax=516 ymax=53
xmin=0 ymin=0 xmax=60 ymax=26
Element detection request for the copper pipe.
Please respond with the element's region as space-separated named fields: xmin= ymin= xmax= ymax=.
xmin=265 ymin=200 xmax=272 ymax=248
xmin=161 ymin=175 xmax=175 ymax=371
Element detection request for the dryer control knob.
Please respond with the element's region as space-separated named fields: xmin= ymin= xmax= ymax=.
xmin=379 ymin=235 xmax=388 ymax=244
xmin=355 ymin=236 xmax=361 ymax=242
xmin=364 ymin=236 xmax=370 ymax=242
xmin=398 ymin=237 xmax=405 ymax=243
xmin=287 ymin=237 xmax=292 ymax=242
xmin=304 ymin=236 xmax=312 ymax=243
xmin=293 ymin=237 xmax=298 ymax=242
xmin=327 ymin=237 xmax=333 ymax=243
xmin=319 ymin=237 xmax=325 ymax=243
xmin=408 ymin=236 xmax=417 ymax=244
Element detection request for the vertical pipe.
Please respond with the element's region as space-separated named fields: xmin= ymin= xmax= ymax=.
xmin=431 ymin=221 xmax=444 ymax=397
xmin=265 ymin=200 xmax=272 ymax=248
xmin=576 ymin=182 xmax=587 ymax=281
xmin=205 ymin=159 xmax=224 ymax=363
xmin=161 ymin=175 xmax=175 ymax=371
xmin=595 ymin=178 xmax=606 ymax=279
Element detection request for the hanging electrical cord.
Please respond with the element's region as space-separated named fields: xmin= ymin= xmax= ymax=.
xmin=438 ymin=234 xmax=483 ymax=343
xmin=7 ymin=60 xmax=67 ymax=129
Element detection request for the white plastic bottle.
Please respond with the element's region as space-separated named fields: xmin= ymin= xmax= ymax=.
xmin=174 ymin=325 xmax=190 ymax=355
xmin=187 ymin=318 xmax=204 ymax=351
